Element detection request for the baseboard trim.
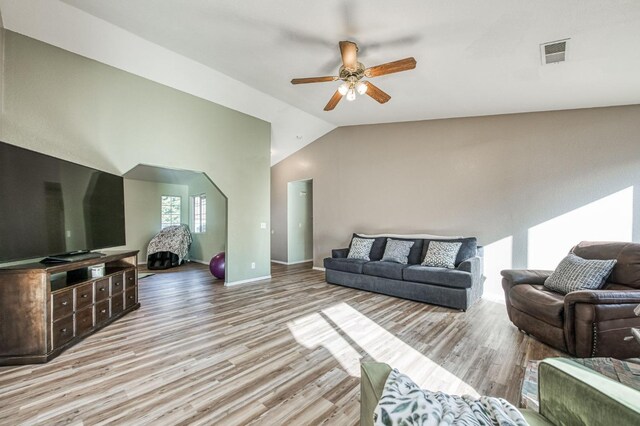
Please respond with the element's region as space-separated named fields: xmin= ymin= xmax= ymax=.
xmin=225 ymin=275 xmax=271 ymax=287
xmin=270 ymin=259 xmax=313 ymax=265
xmin=312 ymin=266 xmax=325 ymax=272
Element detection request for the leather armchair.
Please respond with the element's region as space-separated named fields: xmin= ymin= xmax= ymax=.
xmin=502 ymin=241 xmax=640 ymax=359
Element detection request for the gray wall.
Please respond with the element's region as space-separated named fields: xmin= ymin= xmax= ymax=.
xmin=123 ymin=180 xmax=188 ymax=261
xmin=286 ymin=180 xmax=313 ymax=263
xmin=271 ymin=105 xmax=640 ymax=301
xmin=0 ymin=30 xmax=271 ymax=282
xmin=187 ymin=174 xmax=227 ymax=263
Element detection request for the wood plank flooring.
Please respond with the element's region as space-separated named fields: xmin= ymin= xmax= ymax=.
xmin=0 ymin=262 xmax=561 ymax=425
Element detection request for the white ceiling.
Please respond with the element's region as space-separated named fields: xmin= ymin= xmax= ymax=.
xmin=3 ymin=0 xmax=640 ymax=163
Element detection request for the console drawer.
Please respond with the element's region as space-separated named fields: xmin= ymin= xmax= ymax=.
xmin=124 ymin=288 xmax=136 ymax=309
xmin=75 ymin=306 xmax=94 ymax=336
xmin=52 ymin=289 xmax=74 ymax=321
xmin=95 ymin=300 xmax=110 ymax=324
xmin=125 ymin=269 xmax=136 ymax=290
xmin=111 ymin=274 xmax=124 ymax=295
xmin=75 ymin=282 xmax=93 ymax=310
xmin=95 ymin=278 xmax=109 ymax=302
xmin=52 ymin=315 xmax=74 ymax=349
xmin=111 ymin=293 xmax=124 ymax=315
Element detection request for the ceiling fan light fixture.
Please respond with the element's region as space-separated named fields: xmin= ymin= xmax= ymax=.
xmin=346 ymin=88 xmax=356 ymax=101
xmin=338 ymin=82 xmax=349 ymax=96
xmin=356 ymin=81 xmax=368 ymax=95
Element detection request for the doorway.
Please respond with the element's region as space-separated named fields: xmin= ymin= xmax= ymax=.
xmin=287 ymin=179 xmax=313 ymax=265
xmin=123 ymin=164 xmax=228 ymax=281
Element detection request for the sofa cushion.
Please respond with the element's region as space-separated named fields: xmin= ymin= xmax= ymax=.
xmin=422 ymin=237 xmax=477 ymax=266
xmin=403 ymin=265 xmax=473 ymax=289
xmin=421 ymin=241 xmax=462 ymax=269
xmin=544 ymin=253 xmax=616 ymax=295
xmin=347 ymin=237 xmax=375 ymax=261
xmin=509 ymin=284 xmax=565 ymax=328
xmin=324 ymin=258 xmax=368 ymax=274
xmin=363 ymin=261 xmax=408 ymax=280
xmin=352 ymin=234 xmax=387 ymax=261
xmin=381 ymin=239 xmax=414 ymax=264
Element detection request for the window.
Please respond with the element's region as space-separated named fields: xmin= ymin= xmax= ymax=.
xmin=191 ymin=194 xmax=207 ymax=233
xmin=161 ymin=195 xmax=181 ymax=229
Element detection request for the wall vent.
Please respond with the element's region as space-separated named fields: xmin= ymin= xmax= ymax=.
xmin=541 ymin=39 xmax=569 ymax=65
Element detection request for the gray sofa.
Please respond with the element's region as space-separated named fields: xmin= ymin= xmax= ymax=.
xmin=324 ymin=234 xmax=484 ymax=311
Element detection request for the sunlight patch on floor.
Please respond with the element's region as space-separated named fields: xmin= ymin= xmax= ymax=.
xmin=288 ymin=302 xmax=478 ymax=396
xmin=288 ymin=312 xmax=362 ymax=376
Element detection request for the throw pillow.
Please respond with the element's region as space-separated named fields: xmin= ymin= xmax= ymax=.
xmin=381 ymin=239 xmax=415 ymax=264
xmin=544 ymin=253 xmax=616 ymax=295
xmin=352 ymin=233 xmax=387 ymax=261
xmin=422 ymin=241 xmax=462 ymax=269
xmin=422 ymin=237 xmax=477 ymax=266
xmin=347 ymin=237 xmax=375 ymax=261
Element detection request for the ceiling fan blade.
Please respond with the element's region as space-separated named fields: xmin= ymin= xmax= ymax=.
xmin=291 ymin=76 xmax=339 ymax=84
xmin=364 ymin=57 xmax=416 ymax=78
xmin=364 ymin=82 xmax=391 ymax=104
xmin=324 ymin=90 xmax=343 ymax=111
xmin=339 ymin=40 xmax=358 ymax=71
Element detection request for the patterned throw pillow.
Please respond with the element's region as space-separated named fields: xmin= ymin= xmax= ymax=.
xmin=544 ymin=253 xmax=616 ymax=295
xmin=381 ymin=239 xmax=415 ymax=264
xmin=347 ymin=237 xmax=375 ymax=261
xmin=422 ymin=241 xmax=462 ymax=269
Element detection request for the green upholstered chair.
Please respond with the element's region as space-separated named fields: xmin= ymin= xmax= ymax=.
xmin=360 ymin=358 xmax=640 ymax=426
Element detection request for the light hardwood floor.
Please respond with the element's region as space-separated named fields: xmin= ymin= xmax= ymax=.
xmin=0 ymin=262 xmax=561 ymax=425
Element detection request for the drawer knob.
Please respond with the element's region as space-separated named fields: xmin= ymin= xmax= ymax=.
xmin=129 ymin=295 xmax=134 ymax=300
xmin=115 ymin=282 xmax=121 ymax=286
xmin=81 ymin=294 xmax=89 ymax=298
xmin=61 ymin=301 xmax=68 ymax=306
xmin=128 ymin=277 xmax=133 ymax=281
xmin=100 ymin=309 xmax=107 ymax=313
xmin=99 ymin=287 xmax=106 ymax=292
xmin=61 ymin=328 xmax=67 ymax=333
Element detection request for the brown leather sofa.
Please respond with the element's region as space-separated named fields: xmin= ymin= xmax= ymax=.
xmin=502 ymin=241 xmax=640 ymax=358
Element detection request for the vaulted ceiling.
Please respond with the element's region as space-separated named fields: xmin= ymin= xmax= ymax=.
xmin=2 ymin=0 xmax=640 ymax=163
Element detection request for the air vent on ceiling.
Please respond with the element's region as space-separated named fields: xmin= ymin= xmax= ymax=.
xmin=541 ymin=39 xmax=569 ymax=65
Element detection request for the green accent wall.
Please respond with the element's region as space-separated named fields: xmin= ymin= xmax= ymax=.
xmin=0 ymin=30 xmax=271 ymax=282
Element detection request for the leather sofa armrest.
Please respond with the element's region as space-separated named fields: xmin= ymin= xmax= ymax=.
xmin=501 ymin=270 xmax=553 ymax=323
xmin=332 ymin=248 xmax=349 ymax=258
xmin=564 ymin=290 xmax=640 ymax=357
xmin=538 ymin=358 xmax=640 ymax=426
xmin=564 ymin=289 xmax=640 ymax=306
xmin=501 ymin=269 xmax=553 ymax=286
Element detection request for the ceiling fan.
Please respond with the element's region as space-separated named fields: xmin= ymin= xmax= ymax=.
xmin=291 ymin=41 xmax=416 ymax=111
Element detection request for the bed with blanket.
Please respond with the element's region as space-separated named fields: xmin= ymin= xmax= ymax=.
xmin=146 ymin=224 xmax=192 ymax=270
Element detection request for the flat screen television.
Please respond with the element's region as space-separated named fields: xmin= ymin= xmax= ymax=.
xmin=0 ymin=141 xmax=126 ymax=262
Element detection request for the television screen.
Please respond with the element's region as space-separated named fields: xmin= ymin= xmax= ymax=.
xmin=0 ymin=141 xmax=126 ymax=262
